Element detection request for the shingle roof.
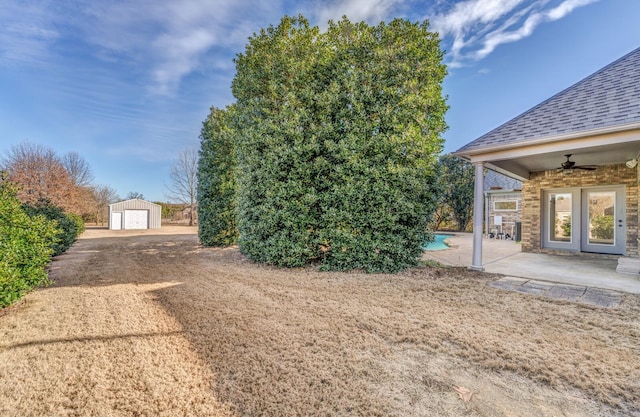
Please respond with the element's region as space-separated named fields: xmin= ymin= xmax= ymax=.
xmin=484 ymin=170 xmax=522 ymax=191
xmin=456 ymin=47 xmax=640 ymax=154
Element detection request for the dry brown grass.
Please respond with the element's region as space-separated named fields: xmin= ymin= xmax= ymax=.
xmin=1 ymin=227 xmax=639 ymax=416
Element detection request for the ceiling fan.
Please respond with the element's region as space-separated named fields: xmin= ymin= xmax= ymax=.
xmin=557 ymin=154 xmax=597 ymax=172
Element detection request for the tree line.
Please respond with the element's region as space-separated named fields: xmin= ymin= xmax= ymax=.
xmin=1 ymin=142 xmax=119 ymax=225
xmin=1 ymin=141 xmax=203 ymax=228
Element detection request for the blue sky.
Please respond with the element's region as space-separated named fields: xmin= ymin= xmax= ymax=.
xmin=1 ymin=0 xmax=638 ymax=202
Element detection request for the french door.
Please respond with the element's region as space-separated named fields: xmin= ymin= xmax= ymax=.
xmin=543 ymin=186 xmax=625 ymax=255
xmin=581 ymin=188 xmax=625 ymax=254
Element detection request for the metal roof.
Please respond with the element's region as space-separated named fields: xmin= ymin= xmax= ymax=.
xmin=456 ymin=47 xmax=640 ymax=154
xmin=109 ymin=198 xmax=161 ymax=209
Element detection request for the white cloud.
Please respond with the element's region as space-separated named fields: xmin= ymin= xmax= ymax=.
xmin=76 ymin=0 xmax=279 ymax=95
xmin=547 ymin=0 xmax=597 ymax=19
xmin=0 ymin=1 xmax=60 ymax=67
xmin=315 ymin=0 xmax=404 ymax=25
xmin=431 ymin=0 xmax=525 ymax=35
xmin=1 ymin=0 xmax=600 ymax=94
xmin=430 ymin=0 xmax=600 ymax=67
xmin=0 ymin=0 xmax=285 ymax=95
xmin=151 ymin=28 xmax=218 ymax=95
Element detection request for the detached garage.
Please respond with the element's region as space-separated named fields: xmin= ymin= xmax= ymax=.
xmin=108 ymin=199 xmax=161 ymax=230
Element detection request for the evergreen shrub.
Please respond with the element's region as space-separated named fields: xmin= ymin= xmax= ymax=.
xmin=197 ymin=106 xmax=239 ymax=246
xmin=0 ymin=180 xmax=58 ymax=308
xmin=229 ymin=16 xmax=447 ymax=272
xmin=23 ymin=199 xmax=84 ymax=256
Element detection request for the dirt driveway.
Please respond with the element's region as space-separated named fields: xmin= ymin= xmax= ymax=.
xmin=1 ymin=226 xmax=639 ymax=416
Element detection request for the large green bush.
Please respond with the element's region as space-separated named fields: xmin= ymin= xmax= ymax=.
xmin=23 ymin=198 xmax=84 ymax=256
xmin=197 ymin=105 xmax=239 ymax=246
xmin=232 ymin=17 xmax=321 ymax=266
xmin=229 ymin=16 xmax=447 ymax=272
xmin=0 ymin=179 xmax=59 ymax=308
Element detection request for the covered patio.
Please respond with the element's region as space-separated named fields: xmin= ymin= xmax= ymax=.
xmin=453 ymin=47 xmax=640 ymax=281
xmin=422 ymin=233 xmax=640 ymax=294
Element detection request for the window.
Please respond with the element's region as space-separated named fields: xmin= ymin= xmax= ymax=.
xmin=493 ymin=200 xmax=518 ymax=211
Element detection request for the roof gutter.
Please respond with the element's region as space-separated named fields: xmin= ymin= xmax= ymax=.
xmin=454 ymin=121 xmax=640 ymax=157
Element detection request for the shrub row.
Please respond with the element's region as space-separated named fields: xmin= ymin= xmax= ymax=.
xmin=23 ymin=199 xmax=85 ymax=257
xmin=0 ymin=181 xmax=84 ymax=308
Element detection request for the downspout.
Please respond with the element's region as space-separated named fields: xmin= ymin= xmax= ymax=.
xmin=470 ymin=162 xmax=485 ymax=271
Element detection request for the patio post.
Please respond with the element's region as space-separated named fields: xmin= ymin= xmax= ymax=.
xmin=470 ymin=162 xmax=485 ymax=271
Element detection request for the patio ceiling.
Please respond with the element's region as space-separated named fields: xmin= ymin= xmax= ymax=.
xmin=459 ymin=125 xmax=640 ymax=181
xmin=455 ymin=48 xmax=640 ymax=182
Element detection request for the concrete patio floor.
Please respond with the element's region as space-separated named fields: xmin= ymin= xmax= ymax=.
xmin=422 ymin=232 xmax=640 ymax=295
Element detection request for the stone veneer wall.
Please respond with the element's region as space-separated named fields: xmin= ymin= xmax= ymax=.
xmin=521 ymin=163 xmax=638 ymax=257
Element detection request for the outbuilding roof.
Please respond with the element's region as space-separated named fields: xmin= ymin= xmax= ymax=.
xmin=109 ymin=198 xmax=160 ymax=208
xmin=456 ymin=47 xmax=640 ymax=154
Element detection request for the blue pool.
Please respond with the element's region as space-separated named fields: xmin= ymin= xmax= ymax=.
xmin=423 ymin=233 xmax=453 ymax=251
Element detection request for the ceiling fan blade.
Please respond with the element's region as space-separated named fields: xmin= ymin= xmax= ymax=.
xmin=557 ymin=154 xmax=597 ymax=171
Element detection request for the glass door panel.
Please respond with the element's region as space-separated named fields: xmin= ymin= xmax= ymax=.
xmin=586 ymin=191 xmax=615 ymax=246
xmin=581 ymin=187 xmax=625 ymax=255
xmin=548 ymin=193 xmax=572 ymax=243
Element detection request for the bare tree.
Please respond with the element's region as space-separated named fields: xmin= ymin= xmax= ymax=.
xmin=2 ymin=142 xmax=85 ymax=214
xmin=62 ymin=152 xmax=94 ymax=187
xmin=92 ymin=184 xmax=119 ymax=225
xmin=126 ymin=191 xmax=144 ymax=200
xmin=164 ymin=147 xmax=198 ymax=226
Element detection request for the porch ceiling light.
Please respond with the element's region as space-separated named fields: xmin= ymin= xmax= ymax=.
xmin=626 ymin=158 xmax=638 ymax=168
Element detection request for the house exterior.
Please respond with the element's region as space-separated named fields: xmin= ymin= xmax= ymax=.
xmin=108 ymin=198 xmax=162 ymax=230
xmin=455 ymin=47 xmax=640 ymax=271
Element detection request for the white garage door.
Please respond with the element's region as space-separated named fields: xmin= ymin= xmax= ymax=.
xmin=124 ymin=210 xmax=148 ymax=229
xmin=111 ymin=212 xmax=122 ymax=230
